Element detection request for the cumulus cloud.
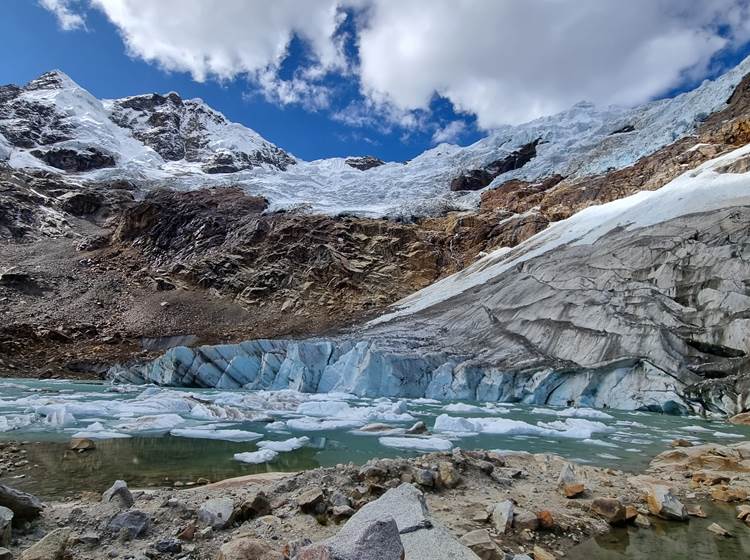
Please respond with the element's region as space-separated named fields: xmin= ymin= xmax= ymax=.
xmin=432 ymin=121 xmax=467 ymax=144
xmin=39 ymin=0 xmax=86 ymax=30
xmin=40 ymin=0 xmax=750 ymax=129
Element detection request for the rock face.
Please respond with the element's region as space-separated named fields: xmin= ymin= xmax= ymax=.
xmin=0 ymin=506 xmax=11 ymax=547
xmin=345 ymin=156 xmax=385 ymax=171
xmin=450 ymin=139 xmax=540 ymax=191
xmin=19 ymin=528 xmax=70 ymax=560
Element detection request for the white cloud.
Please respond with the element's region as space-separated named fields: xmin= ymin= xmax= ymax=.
xmin=40 ymin=0 xmax=750 ymax=130
xmin=432 ymin=120 xmax=467 ymax=144
xmin=39 ymin=0 xmax=86 ymax=30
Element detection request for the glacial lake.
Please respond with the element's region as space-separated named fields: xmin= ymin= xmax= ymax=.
xmin=1 ymin=378 xmax=749 ymax=499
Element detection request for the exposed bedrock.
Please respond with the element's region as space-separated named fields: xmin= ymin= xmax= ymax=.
xmin=112 ymin=206 xmax=750 ymax=416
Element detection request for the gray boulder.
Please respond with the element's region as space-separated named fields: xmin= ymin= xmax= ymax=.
xmin=102 ymin=480 xmax=134 ymax=509
xmin=107 ymin=510 xmax=150 ymax=539
xmin=491 ymin=500 xmax=514 ymax=534
xmin=197 ymin=497 xmax=235 ymax=529
xmin=0 ymin=483 xmax=43 ymax=520
xmin=296 ymin=517 xmax=404 ymax=560
xmin=0 ymin=506 xmax=11 ymax=547
xmin=647 ymin=485 xmax=688 ymax=521
xmin=19 ymin=527 xmax=70 ymax=560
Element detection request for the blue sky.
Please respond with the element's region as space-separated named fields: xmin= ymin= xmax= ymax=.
xmin=3 ymin=1 xmax=750 ymax=162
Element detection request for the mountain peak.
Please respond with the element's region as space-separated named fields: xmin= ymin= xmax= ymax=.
xmin=25 ymin=69 xmax=80 ymax=92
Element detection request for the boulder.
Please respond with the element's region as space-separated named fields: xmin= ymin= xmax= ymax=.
xmin=562 ymin=483 xmax=585 ymax=498
xmin=296 ymin=517 xmax=404 ymax=560
xmin=670 ymin=439 xmax=693 ymax=448
xmin=647 ymin=486 xmax=688 ymax=521
xmin=634 ymin=514 xmax=651 ymax=528
xmin=557 ymin=463 xmax=578 ymax=486
xmin=20 ymin=528 xmax=70 ymax=560
xmin=298 ymin=488 xmax=326 ymax=515
xmin=491 ymin=501 xmax=514 ymax=534
xmin=107 ymin=510 xmax=150 ymax=539
xmin=728 ymin=412 xmax=750 ymax=425
xmin=532 ymin=546 xmax=555 ymax=560
xmin=707 ymin=522 xmax=732 ymax=537
xmin=536 ymin=510 xmax=554 ymax=529
xmin=711 ymin=485 xmax=748 ymax=503
xmin=102 ymin=480 xmax=133 ymax=509
xmin=413 ymin=469 xmax=434 ymax=487
xmin=736 ymin=504 xmax=750 ymax=522
xmin=459 ymin=529 xmax=502 ymax=560
xmin=219 ymin=537 xmax=284 ymax=560
xmin=68 ymin=438 xmax=95 ymax=452
xmin=687 ymin=505 xmax=706 ymax=518
xmin=0 ymin=507 xmax=11 ymax=547
xmin=400 ymin=526 xmax=480 ymax=560
xmin=0 ymin=484 xmax=43 ymax=521
xmin=512 ymin=508 xmax=538 ymax=531
xmin=0 ymin=547 xmax=10 ymax=560
xmin=240 ymin=490 xmax=271 ymax=519
xmin=197 ymin=497 xmax=235 ymax=529
xmin=437 ymin=462 xmax=460 ymax=489
xmin=591 ymin=498 xmax=627 ymax=525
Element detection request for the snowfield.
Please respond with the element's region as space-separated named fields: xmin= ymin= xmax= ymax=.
xmin=2 ymin=55 xmax=749 ymax=217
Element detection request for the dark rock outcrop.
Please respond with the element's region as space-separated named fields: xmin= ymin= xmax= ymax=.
xmin=450 ymin=139 xmax=540 ymax=191
xmin=30 ymin=147 xmax=115 ymax=172
xmin=345 ymin=156 xmax=385 ymax=171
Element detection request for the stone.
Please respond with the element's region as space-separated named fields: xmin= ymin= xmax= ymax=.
xmin=0 ymin=507 xmax=12 ymax=547
xmin=240 ymin=490 xmax=271 ymax=519
xmin=177 ymin=522 xmax=196 ymax=541
xmin=459 ymin=529 xmax=502 ymax=560
xmin=692 ymin=471 xmax=730 ymax=486
xmin=107 ymin=510 xmax=150 ymax=539
xmin=711 ymin=485 xmax=748 ymax=503
xmin=332 ymin=506 xmax=355 ymax=520
xmin=102 ymin=480 xmax=134 ymax=509
xmin=634 ymin=514 xmax=651 ymax=528
xmin=670 ymin=439 xmax=693 ymax=448
xmin=78 ymin=533 xmax=100 ymax=546
xmin=344 ymin=484 xmax=430 ymax=534
xmin=536 ymin=510 xmax=554 ymax=529
xmin=400 ymin=525 xmax=481 ymax=560
xmin=532 ymin=546 xmax=555 ymax=560
xmin=728 ymin=412 xmax=750 ymax=425
xmin=0 ymin=484 xmax=43 ymax=520
xmin=736 ymin=504 xmax=750 ymax=521
xmin=68 ymin=438 xmax=95 ymax=452
xmin=296 ymin=517 xmax=404 ymax=560
xmin=437 ymin=462 xmax=460 ymax=489
xmin=413 ymin=469 xmax=435 ymax=487
xmin=298 ymin=488 xmax=326 ymax=515
xmin=646 ymin=486 xmax=688 ymax=521
xmin=359 ymin=465 xmax=387 ymax=482
xmin=687 ymin=505 xmax=707 ymax=518
xmin=218 ymin=537 xmax=284 ymax=560
xmin=624 ymin=505 xmax=638 ymax=523
xmin=707 ymin=523 xmax=732 ymax=537
xmin=491 ymin=501 xmax=514 ymax=534
xmin=557 ymin=463 xmax=578 ymax=486
xmin=405 ymin=422 xmax=428 ymax=435
xmin=512 ymin=508 xmax=539 ymax=531
xmin=153 ymin=539 xmax=182 ymax=554
xmin=562 ymin=483 xmax=585 ymax=499
xmin=591 ymin=498 xmax=627 ymax=525
xmin=19 ymin=528 xmax=70 ymax=560
xmin=197 ymin=497 xmax=235 ymax=529
xmin=0 ymin=547 xmax=10 ymax=560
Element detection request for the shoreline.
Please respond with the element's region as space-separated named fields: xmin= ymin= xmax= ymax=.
xmin=1 ymin=440 xmax=749 ymax=559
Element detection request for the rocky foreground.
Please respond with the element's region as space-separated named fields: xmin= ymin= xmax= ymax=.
xmin=1 ymin=440 xmax=749 ymax=560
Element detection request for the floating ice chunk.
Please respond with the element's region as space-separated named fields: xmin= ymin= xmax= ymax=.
xmin=679 ymin=425 xmax=712 ymax=433
xmin=170 ymin=428 xmax=263 ymax=442
xmin=378 ymin=436 xmax=454 ymax=452
xmin=712 ymin=431 xmax=744 ymax=438
xmin=433 ymin=415 xmax=477 ymax=433
xmin=597 ymin=453 xmax=621 ymax=460
xmin=115 ymin=414 xmax=185 ymax=433
xmin=411 ymin=398 xmax=441 ymax=405
xmin=297 ymin=401 xmax=351 ymax=417
xmin=0 ymin=414 xmax=37 ymax=432
xmin=532 ymin=407 xmax=614 ymax=420
xmin=256 ymin=437 xmax=310 ymax=452
xmin=43 ymin=406 xmax=76 ymax=428
xmin=582 ymin=438 xmax=619 ymax=448
xmin=443 ymin=403 xmax=485 ymax=413
xmin=234 ymin=449 xmax=279 ymax=464
xmin=434 ymin=414 xmax=610 ymax=439
xmin=286 ymin=418 xmax=364 ymax=431
xmin=266 ymin=421 xmax=288 ymax=432
xmin=71 ymin=422 xmax=131 ymax=440
xmin=537 ymin=419 xmax=611 ymax=439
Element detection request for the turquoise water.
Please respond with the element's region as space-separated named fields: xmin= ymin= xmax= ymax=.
xmin=1 ymin=378 xmax=749 ymax=498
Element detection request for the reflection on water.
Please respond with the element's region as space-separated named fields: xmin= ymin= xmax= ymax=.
xmin=567 ymin=502 xmax=750 ymax=560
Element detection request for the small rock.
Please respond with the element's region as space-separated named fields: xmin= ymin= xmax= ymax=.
xmin=0 ymin=483 xmax=44 ymax=520
xmin=533 ymin=545 xmax=555 ymax=560
xmin=413 ymin=469 xmax=435 ymax=487
xmin=591 ymin=498 xmax=627 ymax=525
xmin=20 ymin=527 xmax=70 ymax=560
xmin=102 ymin=480 xmax=134 ymax=509
xmin=197 ymin=527 xmax=213 ymax=540
xmin=153 ymin=539 xmax=182 ymax=554
xmin=537 ymin=510 xmax=554 ymax=529
xmin=240 ymin=490 xmax=271 ymax=519
xmin=557 ymin=463 xmax=578 ymax=486
xmin=491 ymin=500 xmax=514 ymax=534
xmin=459 ymin=529 xmax=502 ymax=560
xmin=359 ymin=465 xmax=387 ymax=482
xmin=634 ymin=514 xmax=651 ymax=528
xmin=624 ymin=505 xmax=638 ymax=523
xmin=437 ymin=462 xmax=460 ymax=489
xmin=513 ymin=508 xmax=539 ymax=531
xmin=107 ymin=510 xmax=150 ymax=539
xmin=647 ymin=486 xmax=688 ymax=521
xmin=670 ymin=439 xmax=693 ymax=448
xmin=68 ymin=438 xmax=95 ymax=452
xmin=728 ymin=412 xmax=750 ymax=425
xmin=332 ymin=505 xmax=355 ymax=520
xmin=297 ymin=488 xmax=326 ymax=515
xmin=0 ymin=547 xmax=11 ymax=560
xmin=562 ymin=483 xmax=585 ymax=499
xmin=78 ymin=533 xmax=100 ymax=546
xmin=707 ymin=522 xmax=732 ymax=537
xmin=176 ymin=521 xmax=196 ymax=542
xmin=736 ymin=504 xmax=750 ymax=521
xmin=687 ymin=505 xmax=706 ymax=518
xmin=197 ymin=497 xmax=235 ymax=529
xmin=218 ymin=537 xmax=284 ymax=560
xmin=711 ymin=485 xmax=748 ymax=503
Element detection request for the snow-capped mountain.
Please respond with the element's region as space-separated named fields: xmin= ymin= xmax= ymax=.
xmin=1 ymin=58 xmax=750 ymax=217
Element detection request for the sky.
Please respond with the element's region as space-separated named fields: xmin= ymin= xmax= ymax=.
xmin=3 ymin=1 xmax=750 ymax=162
